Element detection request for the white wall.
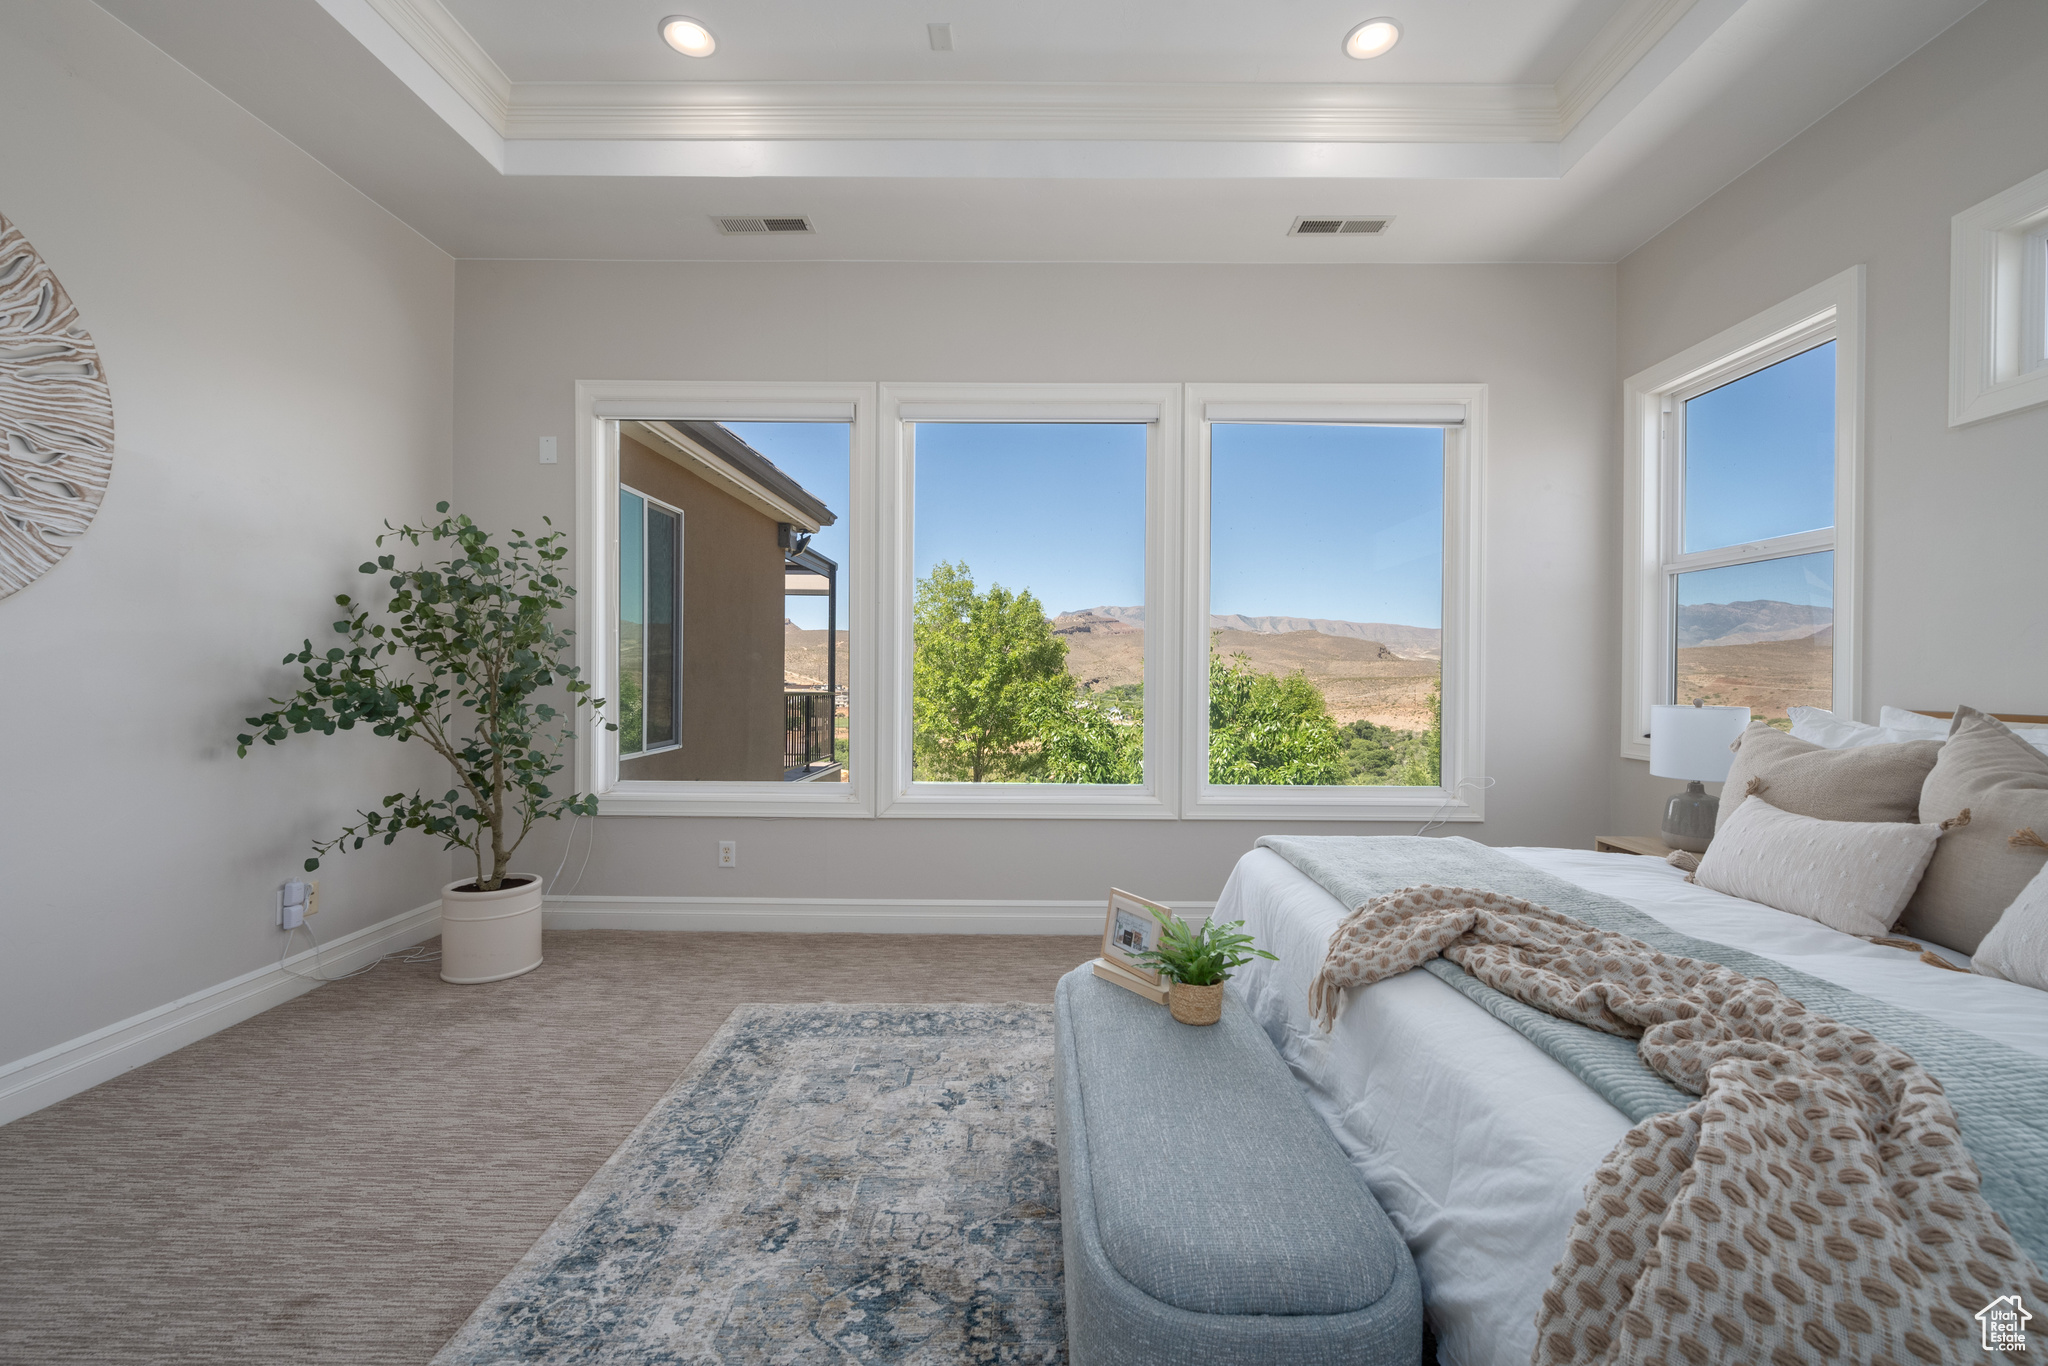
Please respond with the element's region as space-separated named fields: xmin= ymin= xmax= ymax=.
xmin=1609 ymin=0 xmax=2048 ymax=832
xmin=0 ymin=1 xmax=454 ymax=1069
xmin=456 ymin=260 xmax=1619 ymax=911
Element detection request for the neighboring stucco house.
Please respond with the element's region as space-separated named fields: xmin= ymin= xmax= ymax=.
xmin=616 ymin=420 xmax=838 ymax=783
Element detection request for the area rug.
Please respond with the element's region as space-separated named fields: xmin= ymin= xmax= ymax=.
xmin=431 ymin=1003 xmax=1064 ymax=1365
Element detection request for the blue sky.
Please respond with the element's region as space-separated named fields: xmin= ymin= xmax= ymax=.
xmin=1212 ymin=423 xmax=1444 ymax=628
xmin=723 ymin=422 xmax=852 ymax=630
xmin=913 ymin=423 xmax=1147 ymax=617
xmin=1684 ymin=341 xmax=1834 ymax=555
xmin=729 ymin=420 xmax=1455 ymax=629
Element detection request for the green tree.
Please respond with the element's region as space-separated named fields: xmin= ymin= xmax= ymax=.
xmin=912 ymin=562 xmax=1074 ymax=781
xmin=1040 ymin=690 xmax=1144 ymax=785
xmin=236 ymin=505 xmax=603 ymax=890
xmin=1392 ymin=686 xmax=1442 ymax=787
xmin=1207 ymin=651 xmax=1347 ymax=785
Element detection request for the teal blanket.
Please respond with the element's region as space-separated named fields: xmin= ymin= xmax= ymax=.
xmin=1257 ymin=834 xmax=2048 ymax=1265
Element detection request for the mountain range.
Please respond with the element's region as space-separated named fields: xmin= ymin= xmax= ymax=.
xmin=1676 ymin=599 xmax=1833 ymax=649
xmin=1064 ymin=606 xmax=1440 ymax=660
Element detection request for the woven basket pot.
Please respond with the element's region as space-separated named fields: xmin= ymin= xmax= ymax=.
xmin=1168 ymin=980 xmax=1225 ymax=1026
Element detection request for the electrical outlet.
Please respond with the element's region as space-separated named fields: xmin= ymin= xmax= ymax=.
xmin=538 ymin=436 xmax=558 ymax=465
xmin=718 ymin=840 xmax=737 ymax=868
xmin=305 ymin=880 xmax=320 ymax=916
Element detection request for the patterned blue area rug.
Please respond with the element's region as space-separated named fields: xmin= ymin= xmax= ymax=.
xmin=432 ymin=1004 xmax=1065 ymax=1365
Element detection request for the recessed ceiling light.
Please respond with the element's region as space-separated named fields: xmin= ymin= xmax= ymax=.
xmin=659 ymin=15 xmax=716 ymax=57
xmin=1343 ymin=17 xmax=1401 ymax=59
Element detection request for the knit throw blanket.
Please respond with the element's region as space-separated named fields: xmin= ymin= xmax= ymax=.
xmin=1311 ymin=883 xmax=2048 ymax=1366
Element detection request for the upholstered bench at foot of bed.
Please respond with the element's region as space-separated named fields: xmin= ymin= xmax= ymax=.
xmin=1054 ymin=966 xmax=1423 ymax=1366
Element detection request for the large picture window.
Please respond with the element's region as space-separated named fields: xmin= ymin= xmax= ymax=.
xmin=909 ymin=421 xmax=1148 ymax=786
xmin=577 ymin=381 xmax=1483 ymax=820
xmin=1208 ymin=422 xmax=1444 ymax=787
xmin=574 ymin=383 xmax=874 ymax=817
xmin=1185 ymin=385 xmax=1485 ymax=822
xmin=1622 ymin=269 xmax=1862 ymax=760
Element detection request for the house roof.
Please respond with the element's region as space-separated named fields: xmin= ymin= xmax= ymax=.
xmin=666 ymin=421 xmax=838 ymax=529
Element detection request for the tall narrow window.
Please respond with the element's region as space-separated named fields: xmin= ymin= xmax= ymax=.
xmin=1623 ymin=268 xmax=1860 ymax=760
xmin=1667 ymin=341 xmax=1836 ymax=727
xmin=1207 ymin=423 xmax=1445 ymax=786
xmin=617 ymin=486 xmax=681 ymax=756
xmin=909 ymin=422 xmax=1147 ymax=785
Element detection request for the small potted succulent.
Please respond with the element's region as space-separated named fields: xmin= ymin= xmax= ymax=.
xmin=1127 ymin=908 xmax=1277 ymax=1026
xmin=236 ymin=505 xmax=605 ymax=984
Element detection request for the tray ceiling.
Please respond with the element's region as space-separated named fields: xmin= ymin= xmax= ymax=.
xmin=93 ymin=0 xmax=1983 ymax=262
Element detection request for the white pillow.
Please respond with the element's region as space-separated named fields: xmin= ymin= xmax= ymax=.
xmin=1788 ymin=707 xmax=1892 ymax=749
xmin=1789 ymin=705 xmax=2048 ymax=755
xmin=1973 ymin=862 xmax=2048 ymax=992
xmin=1880 ymin=706 xmax=2048 ymax=751
xmin=1692 ymin=797 xmax=1941 ymax=938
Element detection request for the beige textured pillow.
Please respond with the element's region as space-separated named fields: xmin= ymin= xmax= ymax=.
xmin=1716 ymin=722 xmax=1941 ymax=832
xmin=1693 ymin=797 xmax=1941 ymax=938
xmin=1898 ymin=706 xmax=2048 ymax=955
xmin=1974 ymin=863 xmax=2048 ymax=991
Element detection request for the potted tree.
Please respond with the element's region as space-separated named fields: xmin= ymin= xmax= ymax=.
xmin=1128 ymin=908 xmax=1277 ymax=1025
xmin=237 ymin=504 xmax=605 ymax=984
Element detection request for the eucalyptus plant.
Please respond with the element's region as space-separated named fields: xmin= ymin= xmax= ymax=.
xmin=1128 ymin=908 xmax=1277 ymax=987
xmin=237 ymin=503 xmax=606 ymax=891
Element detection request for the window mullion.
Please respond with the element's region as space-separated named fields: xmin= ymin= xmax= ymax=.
xmin=1663 ymin=527 xmax=1837 ymax=576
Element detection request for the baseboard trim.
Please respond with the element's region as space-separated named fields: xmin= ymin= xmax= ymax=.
xmin=544 ymin=896 xmax=1217 ymax=936
xmin=0 ymin=899 xmax=442 ymax=1128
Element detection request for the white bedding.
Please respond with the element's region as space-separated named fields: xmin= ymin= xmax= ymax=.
xmin=1222 ymin=844 xmax=2048 ymax=1366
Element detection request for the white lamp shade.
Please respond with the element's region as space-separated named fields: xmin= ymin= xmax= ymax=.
xmin=1649 ymin=704 xmax=1750 ymax=782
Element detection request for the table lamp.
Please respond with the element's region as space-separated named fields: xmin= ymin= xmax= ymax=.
xmin=1650 ymin=702 xmax=1750 ymax=853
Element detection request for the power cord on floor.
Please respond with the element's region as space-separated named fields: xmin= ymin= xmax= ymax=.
xmin=1418 ymin=775 xmax=1496 ymax=836
xmin=547 ymin=810 xmax=596 ymax=898
xmin=277 ymin=918 xmax=441 ymax=984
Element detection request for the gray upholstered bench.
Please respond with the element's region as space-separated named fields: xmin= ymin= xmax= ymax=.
xmin=1055 ymin=965 xmax=1423 ymax=1366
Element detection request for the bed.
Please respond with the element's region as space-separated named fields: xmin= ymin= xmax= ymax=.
xmin=1221 ymin=841 xmax=2048 ymax=1366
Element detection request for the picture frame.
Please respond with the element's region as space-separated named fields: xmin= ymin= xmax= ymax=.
xmin=1101 ymin=888 xmax=1170 ymax=984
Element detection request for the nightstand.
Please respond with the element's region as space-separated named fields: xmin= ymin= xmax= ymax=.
xmin=1594 ymin=835 xmax=1676 ymax=857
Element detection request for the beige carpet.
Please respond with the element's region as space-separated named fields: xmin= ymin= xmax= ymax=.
xmin=0 ymin=930 xmax=1097 ymax=1365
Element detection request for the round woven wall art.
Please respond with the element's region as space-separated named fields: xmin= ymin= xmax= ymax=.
xmin=0 ymin=211 xmax=114 ymax=599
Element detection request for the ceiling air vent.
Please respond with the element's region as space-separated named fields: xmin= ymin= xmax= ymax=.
xmin=715 ymin=216 xmax=815 ymax=235
xmin=1289 ymin=216 xmax=1392 ymax=237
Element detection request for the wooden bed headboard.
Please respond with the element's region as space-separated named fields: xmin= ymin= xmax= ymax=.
xmin=1909 ymin=710 xmax=2048 ymax=724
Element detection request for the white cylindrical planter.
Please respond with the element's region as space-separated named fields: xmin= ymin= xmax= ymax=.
xmin=439 ymin=875 xmax=543 ymax=984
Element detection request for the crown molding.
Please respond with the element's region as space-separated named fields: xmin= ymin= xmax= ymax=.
xmin=355 ymin=0 xmax=1706 ymax=149
xmin=1554 ymin=0 xmax=1700 ymax=133
xmin=360 ymin=0 xmax=511 ymax=127
xmin=505 ymin=81 xmax=1558 ymax=143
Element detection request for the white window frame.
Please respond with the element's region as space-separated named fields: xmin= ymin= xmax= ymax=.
xmin=1181 ymin=384 xmax=1488 ymax=823
xmin=1620 ymin=267 xmax=1863 ymax=762
xmin=573 ymin=380 xmax=879 ymax=817
xmin=874 ymin=383 xmax=1182 ymax=820
xmin=1951 ymin=164 xmax=2048 ymax=426
xmin=616 ymin=483 xmax=684 ymax=759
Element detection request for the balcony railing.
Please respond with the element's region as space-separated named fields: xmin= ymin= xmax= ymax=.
xmin=784 ymin=690 xmax=839 ymax=780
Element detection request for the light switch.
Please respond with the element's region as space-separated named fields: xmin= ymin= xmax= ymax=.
xmin=538 ymin=436 xmax=558 ymax=465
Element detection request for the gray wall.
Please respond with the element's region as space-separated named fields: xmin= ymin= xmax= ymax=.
xmin=0 ymin=2 xmax=454 ymax=1066
xmin=456 ymin=260 xmax=1620 ymax=908
xmin=1609 ymin=0 xmax=2048 ymax=833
